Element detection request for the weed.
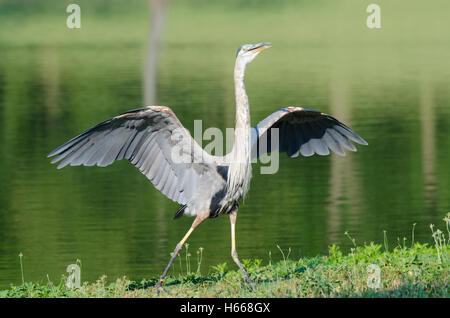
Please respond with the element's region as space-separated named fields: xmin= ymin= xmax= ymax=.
xmin=18 ymin=252 xmax=24 ymax=286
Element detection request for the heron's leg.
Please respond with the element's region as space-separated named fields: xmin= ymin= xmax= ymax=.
xmin=156 ymin=214 xmax=206 ymax=295
xmin=230 ymin=209 xmax=256 ymax=290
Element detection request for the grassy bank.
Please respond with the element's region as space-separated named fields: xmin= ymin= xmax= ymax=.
xmin=1 ymin=239 xmax=448 ymax=298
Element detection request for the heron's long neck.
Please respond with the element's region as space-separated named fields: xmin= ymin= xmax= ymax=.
xmin=227 ymin=60 xmax=252 ymax=197
xmin=233 ymin=60 xmax=251 ymax=149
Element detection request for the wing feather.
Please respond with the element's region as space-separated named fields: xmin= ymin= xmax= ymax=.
xmin=252 ymin=106 xmax=367 ymax=159
xmin=48 ymin=106 xmax=224 ymax=206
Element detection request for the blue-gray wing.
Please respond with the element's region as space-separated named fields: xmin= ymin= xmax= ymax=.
xmin=48 ymin=106 xmax=220 ymax=205
xmin=251 ymin=107 xmax=367 ymax=159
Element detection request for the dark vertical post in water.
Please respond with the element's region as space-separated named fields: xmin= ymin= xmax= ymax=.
xmin=143 ymin=0 xmax=167 ymax=105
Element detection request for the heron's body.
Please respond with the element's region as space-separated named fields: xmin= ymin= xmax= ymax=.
xmin=48 ymin=43 xmax=367 ymax=293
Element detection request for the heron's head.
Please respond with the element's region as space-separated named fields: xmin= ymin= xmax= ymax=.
xmin=236 ymin=42 xmax=271 ymax=65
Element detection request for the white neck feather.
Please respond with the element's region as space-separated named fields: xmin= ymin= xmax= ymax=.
xmin=227 ymin=58 xmax=252 ymax=199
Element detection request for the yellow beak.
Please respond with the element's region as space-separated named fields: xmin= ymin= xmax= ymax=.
xmin=249 ymin=42 xmax=272 ymax=54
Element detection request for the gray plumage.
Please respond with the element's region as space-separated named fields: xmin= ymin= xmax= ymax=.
xmin=48 ymin=106 xmax=225 ymax=217
xmin=48 ymin=42 xmax=367 ymax=292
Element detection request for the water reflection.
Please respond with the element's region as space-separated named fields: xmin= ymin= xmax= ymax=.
xmin=420 ymin=77 xmax=437 ymax=210
xmin=143 ymin=0 xmax=167 ymax=105
xmin=327 ymin=69 xmax=356 ymax=244
xmin=40 ymin=48 xmax=61 ymax=118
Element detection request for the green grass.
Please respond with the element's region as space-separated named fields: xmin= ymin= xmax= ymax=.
xmin=1 ymin=240 xmax=448 ymax=298
xmin=2 ymin=216 xmax=449 ymax=297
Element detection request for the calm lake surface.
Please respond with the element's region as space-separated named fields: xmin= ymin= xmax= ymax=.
xmin=0 ymin=1 xmax=449 ymax=288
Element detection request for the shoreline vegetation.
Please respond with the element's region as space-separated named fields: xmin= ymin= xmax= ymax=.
xmin=2 ymin=218 xmax=448 ymax=298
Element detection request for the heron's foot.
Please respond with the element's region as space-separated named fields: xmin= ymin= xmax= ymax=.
xmin=243 ymin=273 xmax=256 ymax=291
xmin=156 ymin=243 xmax=183 ymax=296
xmin=156 ymin=279 xmax=169 ymax=296
xmin=232 ymin=251 xmax=256 ymax=291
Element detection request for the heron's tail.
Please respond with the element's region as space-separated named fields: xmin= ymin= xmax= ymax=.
xmin=173 ymin=204 xmax=187 ymax=220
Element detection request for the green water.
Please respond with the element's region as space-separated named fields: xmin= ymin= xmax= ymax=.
xmin=0 ymin=0 xmax=449 ymax=288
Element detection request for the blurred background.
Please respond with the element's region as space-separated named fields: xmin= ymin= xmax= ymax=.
xmin=0 ymin=0 xmax=449 ymax=288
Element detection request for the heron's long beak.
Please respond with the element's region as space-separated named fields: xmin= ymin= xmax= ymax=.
xmin=249 ymin=42 xmax=272 ymax=54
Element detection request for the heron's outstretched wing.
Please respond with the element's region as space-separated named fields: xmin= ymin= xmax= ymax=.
xmin=48 ymin=106 xmax=220 ymax=205
xmin=251 ymin=107 xmax=367 ymax=159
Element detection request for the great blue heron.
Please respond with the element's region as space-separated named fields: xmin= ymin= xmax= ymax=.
xmin=48 ymin=42 xmax=367 ymax=293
